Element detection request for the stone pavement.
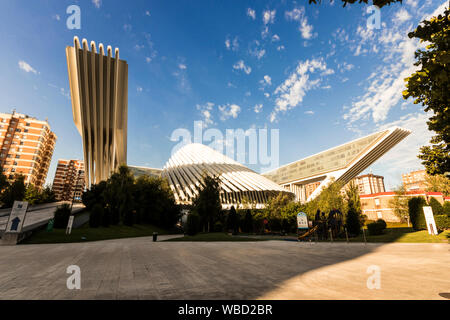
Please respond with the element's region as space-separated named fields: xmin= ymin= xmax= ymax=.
xmin=0 ymin=237 xmax=448 ymax=300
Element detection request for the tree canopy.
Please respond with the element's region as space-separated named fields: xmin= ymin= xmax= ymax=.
xmin=403 ymin=9 xmax=450 ymax=175
xmin=308 ymin=0 xmax=402 ymax=8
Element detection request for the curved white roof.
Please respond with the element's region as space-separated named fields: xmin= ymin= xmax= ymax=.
xmin=162 ymin=143 xmax=288 ymax=206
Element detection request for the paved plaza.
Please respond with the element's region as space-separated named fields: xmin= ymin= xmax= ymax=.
xmin=0 ymin=237 xmax=449 ymax=300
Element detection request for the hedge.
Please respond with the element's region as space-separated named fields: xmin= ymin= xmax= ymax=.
xmin=367 ymin=219 xmax=386 ymax=236
xmin=408 ymin=197 xmax=427 ymax=230
xmin=435 ymin=215 xmax=450 ymax=230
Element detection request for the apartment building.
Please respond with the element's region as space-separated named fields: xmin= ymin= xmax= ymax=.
xmin=0 ymin=111 xmax=56 ymax=188
xmin=52 ymin=159 xmax=85 ymax=201
xmin=353 ymin=173 xmax=386 ymax=195
xmin=402 ymin=169 xmax=428 ymax=191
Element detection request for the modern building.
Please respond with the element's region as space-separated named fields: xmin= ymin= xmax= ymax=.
xmin=52 ymin=159 xmax=85 ymax=201
xmin=360 ymin=191 xmax=449 ymax=222
xmin=66 ymin=37 xmax=128 ymax=188
xmin=352 ymin=173 xmax=385 ymax=195
xmin=402 ymin=169 xmax=428 ymax=191
xmin=128 ymin=165 xmax=162 ymax=179
xmin=0 ymin=111 xmax=56 ymax=188
xmin=262 ymin=127 xmax=411 ymax=203
xmin=162 ymin=143 xmax=290 ymax=208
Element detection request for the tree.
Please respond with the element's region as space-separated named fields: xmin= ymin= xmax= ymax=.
xmin=344 ymin=181 xmax=361 ymax=213
xmin=306 ymin=178 xmax=346 ymax=217
xmin=408 ymin=197 xmax=427 ymax=230
xmin=191 ymin=175 xmax=222 ymax=232
xmin=0 ymin=166 xmax=9 ymax=194
xmin=389 ymin=185 xmax=410 ymax=223
xmin=24 ymin=184 xmax=42 ymax=205
xmin=403 ymin=9 xmax=450 ymax=175
xmin=428 ymin=197 xmax=444 ymax=215
xmin=226 ymin=206 xmax=239 ymax=234
xmin=346 ymin=199 xmax=362 ymax=236
xmin=242 ymin=209 xmax=254 ymax=233
xmin=425 ymin=174 xmax=450 ymax=196
xmin=308 ymin=0 xmax=401 ymax=8
xmin=1 ymin=174 xmax=26 ymax=208
xmin=53 ymin=203 xmax=71 ymax=229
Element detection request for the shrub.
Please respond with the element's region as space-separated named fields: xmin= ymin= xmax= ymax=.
xmin=443 ymin=201 xmax=450 ymax=216
xmin=53 ymin=204 xmax=71 ymax=229
xmin=376 ymin=219 xmax=387 ymax=230
xmin=213 ymin=221 xmax=224 ymax=232
xmin=435 ymin=215 xmax=450 ymax=230
xmin=242 ymin=209 xmax=254 ymax=233
xmin=367 ymin=220 xmax=386 ymax=236
xmin=428 ymin=197 xmax=443 ymax=215
xmin=186 ymin=213 xmax=201 ymax=236
xmin=408 ymin=197 xmax=427 ymax=230
xmin=89 ymin=203 xmax=104 ymax=228
xmin=226 ymin=206 xmax=239 ymax=234
xmin=346 ymin=203 xmax=361 ymax=236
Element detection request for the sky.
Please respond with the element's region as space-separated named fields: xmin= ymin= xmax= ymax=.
xmin=0 ymin=0 xmax=447 ymax=190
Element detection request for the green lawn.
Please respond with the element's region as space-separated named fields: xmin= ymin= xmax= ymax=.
xmin=21 ymin=223 xmax=172 ymax=244
xmin=334 ymin=227 xmax=449 ymax=243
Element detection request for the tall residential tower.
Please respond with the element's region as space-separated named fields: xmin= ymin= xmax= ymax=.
xmin=0 ymin=111 xmax=56 ymax=188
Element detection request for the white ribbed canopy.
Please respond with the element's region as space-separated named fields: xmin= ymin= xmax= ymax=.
xmin=162 ymin=143 xmax=287 ymax=206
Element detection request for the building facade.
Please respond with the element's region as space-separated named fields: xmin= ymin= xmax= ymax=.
xmin=402 ymin=169 xmax=427 ymax=191
xmin=263 ymin=127 xmax=410 ymax=203
xmin=360 ymin=191 xmax=448 ymax=222
xmin=66 ymin=37 xmax=128 ymax=187
xmin=52 ymin=159 xmax=85 ymax=201
xmin=0 ymin=111 xmax=56 ymax=188
xmin=353 ymin=173 xmax=385 ymax=195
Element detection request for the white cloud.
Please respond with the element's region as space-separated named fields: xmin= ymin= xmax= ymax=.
xmin=264 ymin=92 xmax=270 ymax=98
xmin=277 ymin=45 xmax=285 ymax=51
xmin=285 ymin=7 xmax=316 ymax=40
xmin=304 ymin=110 xmax=314 ymax=115
xmin=395 ymin=9 xmax=412 ymax=22
xmin=263 ymin=10 xmax=276 ymax=25
xmin=145 ymin=57 xmax=152 ymax=63
xmin=272 ymin=34 xmax=280 ymax=42
xmin=92 ymin=0 xmax=101 ymax=8
xmin=247 ymin=8 xmax=256 ymax=20
xmin=137 ymin=86 xmax=143 ymax=92
xmin=145 ymin=10 xmax=151 ymax=16
xmin=178 ymin=63 xmax=187 ymax=70
xmin=18 ymin=61 xmax=38 ymax=74
xmin=405 ymin=0 xmax=418 ymax=8
xmin=225 ymin=36 xmax=239 ymax=51
xmin=343 ymin=2 xmax=448 ymax=126
xmin=233 ymin=60 xmax=252 ymax=75
xmin=196 ymin=102 xmax=215 ymax=127
xmin=254 ymin=104 xmax=263 ymax=113
xmin=260 ymin=75 xmax=272 ymax=87
xmin=123 ymin=24 xmax=132 ymax=32
xmin=53 ymin=14 xmax=60 ymax=21
xmin=219 ymin=104 xmax=241 ymax=120
xmin=270 ymin=58 xmax=333 ymax=122
xmin=338 ymin=62 xmax=355 ymax=73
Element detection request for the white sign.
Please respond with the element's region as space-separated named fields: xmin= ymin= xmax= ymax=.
xmin=66 ymin=215 xmax=75 ymax=235
xmin=423 ymin=206 xmax=438 ymax=235
xmin=5 ymin=201 xmax=29 ymax=233
xmin=297 ymin=212 xmax=308 ymax=229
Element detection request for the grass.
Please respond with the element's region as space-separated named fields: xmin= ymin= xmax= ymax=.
xmin=21 ymin=223 xmax=172 ymax=244
xmin=333 ymin=227 xmax=449 ymax=243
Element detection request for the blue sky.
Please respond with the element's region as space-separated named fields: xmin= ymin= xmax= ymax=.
xmin=0 ymin=0 xmax=447 ymax=190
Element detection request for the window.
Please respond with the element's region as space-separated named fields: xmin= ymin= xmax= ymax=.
xmin=24 ymin=128 xmax=28 ymax=133
xmin=375 ymin=198 xmax=380 ymax=206
xmin=13 ymin=161 xmax=17 ymax=166
xmin=377 ymin=212 xmax=382 ymax=219
xmin=26 ymin=122 xmax=30 ymax=126
xmin=11 ymin=168 xmax=15 ymax=172
xmin=0 ymin=154 xmax=4 ymax=158
xmin=15 ymin=155 xmax=20 ymax=159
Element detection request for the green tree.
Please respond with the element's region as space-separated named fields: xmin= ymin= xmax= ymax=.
xmin=408 ymin=197 xmax=427 ymax=230
xmin=389 ymin=185 xmax=410 ymax=223
xmin=24 ymin=184 xmax=43 ymax=205
xmin=226 ymin=206 xmax=239 ymax=234
xmin=346 ymin=199 xmax=362 ymax=236
xmin=403 ymin=9 xmax=450 ymax=175
xmin=425 ymin=174 xmax=450 ymax=196
xmin=53 ymin=203 xmax=72 ymax=229
xmin=0 ymin=166 xmax=9 ymax=194
xmin=1 ymin=174 xmax=26 ymax=208
xmin=242 ymin=209 xmax=254 ymax=233
xmin=191 ymin=175 xmax=222 ymax=232
xmin=306 ymin=178 xmax=345 ymax=217
xmin=428 ymin=197 xmax=444 ymax=215
xmin=344 ymin=181 xmax=361 ymax=213
xmin=443 ymin=201 xmax=450 ymax=216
